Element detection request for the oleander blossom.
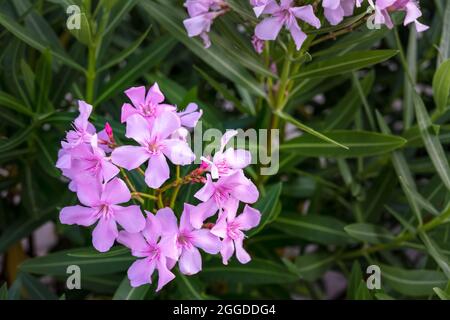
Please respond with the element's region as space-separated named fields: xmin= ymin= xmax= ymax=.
xmin=183 ymin=0 xmax=229 ymax=48
xmin=112 ymin=113 xmax=195 ymax=188
xmin=323 ymin=0 xmax=363 ymax=25
xmin=253 ymin=0 xmax=321 ymax=50
xmin=157 ymin=205 xmax=222 ymax=275
xmin=60 ymin=178 xmax=146 ymax=252
xmin=118 ymin=213 xmax=177 ymax=290
xmin=191 ymin=170 xmax=259 ymax=229
xmin=211 ymin=202 xmax=261 ymax=265
xmin=200 ymin=129 xmax=252 ymax=179
xmin=372 ymin=0 xmax=429 ymax=32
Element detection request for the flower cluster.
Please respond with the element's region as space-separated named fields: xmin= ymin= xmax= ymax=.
xmin=182 ymin=0 xmax=428 ymax=52
xmin=56 ymin=83 xmax=261 ymax=291
xmin=372 ymin=0 xmax=429 ymax=32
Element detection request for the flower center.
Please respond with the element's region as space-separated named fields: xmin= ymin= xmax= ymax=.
xmin=177 ymin=230 xmax=193 ymax=249
xmin=139 ymin=102 xmax=156 ymax=117
xmin=227 ymin=221 xmax=242 ymax=240
xmin=97 ymin=204 xmax=113 ymax=219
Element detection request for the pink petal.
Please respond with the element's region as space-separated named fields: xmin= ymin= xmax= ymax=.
xmin=223 ymin=149 xmax=252 ymax=169
xmin=145 ymin=153 xmax=170 ymax=188
xmin=183 ymin=14 xmax=212 ymax=37
xmin=111 ymin=146 xmax=149 ymax=171
xmin=125 ymin=86 xmax=146 ymax=108
xmin=128 ymin=258 xmax=155 ymax=287
xmin=288 ymin=20 xmax=307 ymax=50
xmin=414 ymin=20 xmax=429 ymax=32
xmin=235 ymin=205 xmax=261 ymax=231
xmin=156 ymin=257 xmax=176 ymax=291
xmin=76 ymin=182 xmax=101 ymax=207
xmin=191 ymin=229 xmax=222 ymax=254
xmin=117 ymin=231 xmax=149 ymax=257
xmin=101 ymin=178 xmax=131 ymax=205
xmin=150 ymin=111 xmax=181 ymax=141
xmin=179 ymin=247 xmax=202 ymax=275
xmin=210 ymin=216 xmax=228 ymax=239
xmin=158 ymin=234 xmax=179 ymax=260
xmin=125 ymin=115 xmax=152 ymax=145
xmin=180 ymin=203 xmax=195 ymax=231
xmin=155 ymin=207 xmax=179 ymax=235
xmin=92 ymin=218 xmax=118 ymax=252
xmin=220 ymin=238 xmax=234 ymax=265
xmin=162 ymin=139 xmax=195 ymax=165
xmin=234 ymin=237 xmax=251 ymax=264
xmin=190 ymin=199 xmax=218 ymax=229
xmin=145 ymin=82 xmax=165 ymax=105
xmin=142 ymin=212 xmax=162 ymax=244
xmin=194 ymin=174 xmax=215 ymax=202
xmin=59 ymin=205 xmax=96 ymax=226
xmin=113 ymin=205 xmax=145 ymax=233
xmin=291 ymin=5 xmax=321 ymax=28
xmin=101 ymin=160 xmax=120 ymax=183
xmin=121 ymin=103 xmax=139 ymax=123
xmin=255 ymin=16 xmax=284 ymax=41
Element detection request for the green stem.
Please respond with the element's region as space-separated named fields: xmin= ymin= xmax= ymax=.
xmin=85 ymin=43 xmax=96 ymax=103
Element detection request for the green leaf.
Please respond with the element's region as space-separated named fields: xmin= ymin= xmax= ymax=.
xmin=293 ymin=50 xmax=398 ymax=79
xmin=0 ymin=11 xmax=84 ymax=72
xmin=273 ymin=214 xmax=352 ymax=245
xmin=344 ymin=223 xmax=395 ymax=244
xmin=0 ymin=125 xmax=35 ymax=153
xmin=20 ymin=247 xmax=134 ymax=276
xmin=0 ymin=283 xmax=8 ymax=300
xmin=323 ymin=71 xmax=374 ymax=130
xmin=68 ymin=12 xmax=93 ymax=46
xmin=141 ymin=1 xmax=265 ymax=97
xmin=95 ymin=36 xmax=176 ymax=105
xmin=280 ymin=130 xmax=406 ymax=158
xmin=20 ymin=273 xmax=58 ymax=300
xmin=438 ymin=2 xmax=450 ymax=66
xmin=276 ymin=110 xmax=348 ymax=150
xmin=247 ymin=183 xmax=282 ymax=237
xmin=35 ymin=49 xmax=52 ymax=113
xmin=434 ymin=287 xmax=450 ymax=300
xmin=294 ymin=253 xmax=335 ymax=281
xmin=381 ymin=264 xmax=447 ymax=297
xmin=175 ymin=271 xmax=205 ymax=300
xmin=98 ymin=27 xmax=151 ymax=72
xmin=347 ymin=262 xmax=363 ymax=299
xmin=419 ymin=231 xmax=450 ymax=279
xmin=0 ymin=91 xmax=33 ymax=116
xmin=113 ymin=277 xmax=151 ymax=300
xmin=201 ymin=258 xmax=297 ymax=284
xmin=433 ymin=59 xmax=450 ymax=113
xmin=413 ymin=93 xmax=450 ymax=191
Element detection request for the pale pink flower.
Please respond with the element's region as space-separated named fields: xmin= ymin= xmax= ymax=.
xmin=111 ymin=113 xmax=195 ymax=188
xmin=254 ymin=0 xmax=321 ymax=50
xmin=200 ymin=130 xmax=251 ymax=179
xmin=60 ymin=178 xmax=145 ymax=252
xmin=178 ymin=102 xmax=203 ymax=128
xmin=323 ymin=0 xmax=362 ymax=25
xmin=252 ymin=34 xmax=265 ymax=54
xmin=190 ymin=170 xmax=259 ymax=229
xmin=118 ymin=213 xmax=176 ymax=290
xmin=157 ymin=205 xmax=222 ymax=275
xmin=211 ymin=202 xmax=261 ymax=265
xmin=373 ymin=0 xmax=429 ymax=32
xmin=121 ymin=83 xmax=176 ymax=124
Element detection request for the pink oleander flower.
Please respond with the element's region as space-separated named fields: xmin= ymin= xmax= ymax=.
xmin=254 ymin=0 xmax=321 ymax=50
xmin=156 ymin=205 xmax=222 ymax=275
xmin=183 ymin=0 xmax=228 ymax=48
xmin=211 ymin=202 xmax=261 ymax=265
xmin=190 ymin=170 xmax=259 ymax=229
xmin=57 ymin=135 xmax=119 ymax=190
xmin=118 ymin=213 xmax=177 ymax=290
xmin=177 ymin=102 xmax=203 ymax=128
xmin=60 ymin=178 xmax=146 ymax=252
xmin=63 ymin=100 xmax=96 ymax=149
xmin=200 ymin=130 xmax=251 ymax=179
xmin=323 ymin=0 xmax=362 ymax=25
xmin=121 ymin=83 xmax=176 ymax=124
xmin=373 ymin=0 xmax=428 ymax=32
xmin=252 ymin=34 xmax=265 ymax=54
xmin=111 ymin=113 xmax=195 ymax=188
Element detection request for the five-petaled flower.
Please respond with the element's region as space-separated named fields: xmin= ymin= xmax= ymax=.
xmin=372 ymin=0 xmax=429 ymax=32
xmin=60 ymin=178 xmax=146 ymax=252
